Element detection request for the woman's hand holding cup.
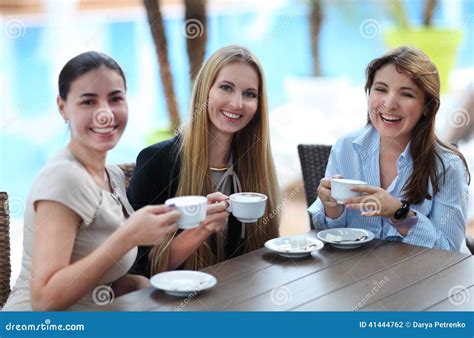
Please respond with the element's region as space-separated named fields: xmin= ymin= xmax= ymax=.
xmin=317 ymin=174 xmax=344 ymax=219
xmin=122 ymin=205 xmax=180 ymax=247
xmin=200 ymin=192 xmax=230 ymax=234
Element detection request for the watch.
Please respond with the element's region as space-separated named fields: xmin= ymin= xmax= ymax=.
xmin=393 ymin=200 xmax=410 ymax=221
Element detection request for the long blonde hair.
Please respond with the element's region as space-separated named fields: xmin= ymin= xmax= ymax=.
xmin=149 ymin=45 xmax=280 ymax=273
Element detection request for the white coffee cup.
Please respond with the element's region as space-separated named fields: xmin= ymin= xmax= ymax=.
xmin=227 ymin=192 xmax=267 ymax=223
xmin=330 ymin=178 xmax=368 ymax=204
xmin=165 ymin=196 xmax=207 ymax=229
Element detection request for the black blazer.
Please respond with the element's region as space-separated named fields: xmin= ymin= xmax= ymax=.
xmin=127 ymin=136 xmax=244 ymax=277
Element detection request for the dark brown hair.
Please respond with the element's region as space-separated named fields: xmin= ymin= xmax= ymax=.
xmin=365 ymin=46 xmax=470 ymax=204
xmin=58 ymin=51 xmax=126 ymax=100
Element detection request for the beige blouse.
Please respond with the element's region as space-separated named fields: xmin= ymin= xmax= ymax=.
xmin=3 ymin=148 xmax=137 ymax=311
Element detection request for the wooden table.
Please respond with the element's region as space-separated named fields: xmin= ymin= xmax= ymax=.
xmin=78 ymin=232 xmax=474 ymax=311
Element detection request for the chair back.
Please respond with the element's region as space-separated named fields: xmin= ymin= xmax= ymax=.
xmin=118 ymin=163 xmax=136 ymax=190
xmin=297 ymin=144 xmax=332 ymax=228
xmin=0 ymin=192 xmax=11 ymax=307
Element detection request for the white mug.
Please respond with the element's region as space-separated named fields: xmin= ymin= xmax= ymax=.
xmin=227 ymin=192 xmax=267 ymax=223
xmin=330 ymin=178 xmax=368 ymax=204
xmin=165 ymin=196 xmax=207 ymax=229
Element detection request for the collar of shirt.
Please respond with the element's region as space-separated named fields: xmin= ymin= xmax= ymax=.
xmin=352 ymin=124 xmax=413 ymax=171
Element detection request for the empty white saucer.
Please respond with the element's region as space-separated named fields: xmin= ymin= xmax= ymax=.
xmin=150 ymin=270 xmax=217 ymax=297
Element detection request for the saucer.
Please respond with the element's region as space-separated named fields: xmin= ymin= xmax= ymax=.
xmin=264 ymin=235 xmax=324 ymax=258
xmin=150 ymin=271 xmax=217 ymax=297
xmin=317 ymin=228 xmax=374 ymax=249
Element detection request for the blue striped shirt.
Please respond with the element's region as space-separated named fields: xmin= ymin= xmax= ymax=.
xmin=308 ymin=125 xmax=470 ymax=251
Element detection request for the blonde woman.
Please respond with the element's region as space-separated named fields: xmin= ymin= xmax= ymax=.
xmin=128 ymin=45 xmax=280 ymax=275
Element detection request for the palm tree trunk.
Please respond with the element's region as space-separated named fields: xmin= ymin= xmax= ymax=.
xmin=422 ymin=0 xmax=437 ymax=27
xmin=143 ymin=0 xmax=180 ymax=131
xmin=310 ymin=0 xmax=323 ymax=76
xmin=184 ymin=0 xmax=207 ymax=83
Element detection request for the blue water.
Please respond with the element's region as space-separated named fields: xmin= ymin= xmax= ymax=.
xmin=1 ymin=0 xmax=473 ymax=217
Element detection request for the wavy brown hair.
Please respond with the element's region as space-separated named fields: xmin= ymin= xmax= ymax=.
xmin=365 ymin=46 xmax=470 ymax=204
xmin=149 ymin=45 xmax=280 ymax=273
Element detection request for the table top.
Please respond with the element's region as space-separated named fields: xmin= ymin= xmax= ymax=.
xmin=77 ymin=232 xmax=474 ymax=311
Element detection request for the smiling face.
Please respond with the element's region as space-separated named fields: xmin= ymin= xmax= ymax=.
xmin=58 ymin=66 xmax=128 ymax=154
xmin=368 ymin=63 xmax=426 ymax=147
xmin=207 ymin=62 xmax=259 ymax=140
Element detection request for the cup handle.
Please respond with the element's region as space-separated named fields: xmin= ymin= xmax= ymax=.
xmin=226 ymin=201 xmax=232 ymax=213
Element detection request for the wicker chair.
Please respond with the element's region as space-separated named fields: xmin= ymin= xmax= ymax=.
xmin=118 ymin=163 xmax=136 ymax=190
xmin=296 ymin=145 xmax=474 ymax=253
xmin=0 ymin=165 xmax=134 ymax=309
xmin=0 ymin=192 xmax=11 ymax=308
xmin=297 ymin=144 xmax=332 ymax=229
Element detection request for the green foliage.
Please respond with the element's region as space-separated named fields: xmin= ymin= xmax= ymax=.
xmin=145 ymin=127 xmax=175 ymax=145
xmin=386 ymin=0 xmax=410 ymax=28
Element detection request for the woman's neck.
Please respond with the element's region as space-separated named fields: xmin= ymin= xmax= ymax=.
xmin=68 ymin=141 xmax=107 ymax=178
xmin=208 ymin=129 xmax=233 ymax=168
xmin=380 ymin=135 xmax=409 ymax=158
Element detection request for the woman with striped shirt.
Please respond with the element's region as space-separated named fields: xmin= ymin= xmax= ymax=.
xmin=309 ymin=46 xmax=470 ymax=251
